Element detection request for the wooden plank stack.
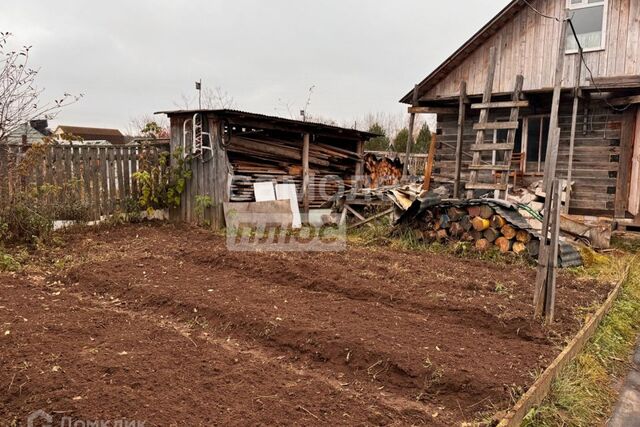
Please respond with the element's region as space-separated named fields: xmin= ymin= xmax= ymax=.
xmin=227 ymin=135 xmax=359 ymax=208
xmin=409 ymin=203 xmax=540 ymax=256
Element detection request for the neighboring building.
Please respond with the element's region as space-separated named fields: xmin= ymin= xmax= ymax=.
xmin=2 ymin=120 xmax=51 ymax=144
xmin=53 ymin=125 xmax=125 ymax=145
xmin=401 ymin=0 xmax=640 ymax=219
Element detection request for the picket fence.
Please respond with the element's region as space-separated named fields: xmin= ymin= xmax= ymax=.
xmin=0 ymin=143 xmax=165 ymax=220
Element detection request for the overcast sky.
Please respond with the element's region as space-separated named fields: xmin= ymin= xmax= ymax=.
xmin=1 ymin=0 xmax=511 ymax=132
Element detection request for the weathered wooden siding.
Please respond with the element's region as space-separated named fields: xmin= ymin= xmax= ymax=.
xmin=168 ymin=115 xmax=226 ymax=228
xmin=425 ymin=0 xmax=640 ymax=100
xmin=434 ymin=100 xmax=623 ymax=213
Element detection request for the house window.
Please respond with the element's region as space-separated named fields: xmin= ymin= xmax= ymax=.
xmin=566 ymin=0 xmax=607 ymax=52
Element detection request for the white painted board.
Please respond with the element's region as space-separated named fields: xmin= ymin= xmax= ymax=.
xmin=275 ymin=183 xmax=302 ymax=229
xmin=253 ymin=182 xmax=276 ymax=202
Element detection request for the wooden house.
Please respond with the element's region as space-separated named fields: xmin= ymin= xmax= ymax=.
xmin=54 ymin=126 xmax=126 ymax=145
xmin=158 ymin=109 xmax=376 ymax=228
xmin=401 ymin=0 xmax=640 ymax=221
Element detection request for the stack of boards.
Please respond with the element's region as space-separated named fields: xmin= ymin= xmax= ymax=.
xmin=227 ymin=135 xmax=360 ymax=208
xmin=410 ymin=204 xmax=540 ymax=256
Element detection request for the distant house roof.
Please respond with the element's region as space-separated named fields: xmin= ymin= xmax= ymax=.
xmin=400 ymin=0 xmax=524 ymax=104
xmin=55 ymin=125 xmax=125 ymax=145
xmin=2 ymin=120 xmax=51 ymax=144
xmin=156 ymin=109 xmax=379 ymax=141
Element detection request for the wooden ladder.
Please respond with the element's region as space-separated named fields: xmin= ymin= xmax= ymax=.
xmin=465 ymin=48 xmax=526 ymax=199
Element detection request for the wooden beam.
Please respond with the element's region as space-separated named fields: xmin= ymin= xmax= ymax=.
xmin=609 ymin=94 xmax=640 ymax=106
xmin=354 ymin=140 xmax=364 ymax=191
xmin=467 ymin=164 xmax=511 ymax=171
xmin=466 ymin=46 xmax=498 ymax=199
xmin=465 ymin=182 xmax=509 ymax=191
xmin=473 ymin=121 xmax=519 ymax=131
xmin=542 ymin=14 xmax=568 ymax=191
xmin=565 ymin=48 xmax=583 ymax=213
xmin=302 ymin=132 xmax=310 ymax=215
xmin=347 ymin=208 xmax=393 ymax=230
xmin=470 ymin=143 xmax=514 ymax=151
xmin=470 ymin=100 xmax=529 ymax=109
xmin=614 ymin=108 xmax=638 ymax=217
xmin=408 ymin=106 xmax=458 ymax=115
xmin=453 ymin=81 xmax=467 ymax=199
xmin=423 ymin=132 xmax=437 ymax=191
xmin=403 ymin=114 xmax=416 ymax=180
xmin=403 ymin=85 xmax=419 ymax=180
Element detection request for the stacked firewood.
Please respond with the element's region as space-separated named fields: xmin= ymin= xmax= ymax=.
xmin=363 ymin=153 xmax=403 ymax=188
xmin=411 ymin=204 xmax=540 ymax=256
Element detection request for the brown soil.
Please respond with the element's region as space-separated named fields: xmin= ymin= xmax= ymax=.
xmin=0 ymin=223 xmax=612 ymax=426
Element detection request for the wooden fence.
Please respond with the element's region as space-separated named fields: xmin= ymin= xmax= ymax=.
xmin=0 ymin=143 xmax=164 ymax=220
xmin=365 ymin=151 xmax=428 ymax=175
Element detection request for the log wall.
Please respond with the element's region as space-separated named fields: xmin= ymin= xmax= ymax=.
xmin=434 ymin=99 xmax=624 ymax=214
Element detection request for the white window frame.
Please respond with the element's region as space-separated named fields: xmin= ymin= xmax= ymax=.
xmin=566 ymin=0 xmax=608 ymax=54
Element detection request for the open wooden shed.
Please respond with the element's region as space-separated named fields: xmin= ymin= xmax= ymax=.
xmin=157 ymin=109 xmax=377 ymax=229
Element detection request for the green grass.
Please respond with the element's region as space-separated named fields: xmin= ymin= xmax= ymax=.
xmin=522 ymin=254 xmax=640 ymax=427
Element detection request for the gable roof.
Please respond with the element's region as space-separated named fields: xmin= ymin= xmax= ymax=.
xmin=400 ymin=0 xmax=525 ymax=104
xmin=55 ymin=125 xmax=125 ymax=144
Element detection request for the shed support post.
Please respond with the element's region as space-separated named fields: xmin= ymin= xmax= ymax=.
xmin=302 ymin=132 xmax=310 ymax=216
xmin=454 ymin=81 xmax=467 ymax=199
xmin=402 ymin=84 xmax=419 ymax=181
xmin=354 ymin=140 xmax=364 ymax=191
xmin=209 ymin=117 xmax=229 ymax=230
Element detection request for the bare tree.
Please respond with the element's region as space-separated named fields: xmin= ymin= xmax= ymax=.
xmin=202 ymin=86 xmax=234 ymax=109
xmin=0 ymin=32 xmax=82 ymax=141
xmin=174 ymin=86 xmax=235 ymax=111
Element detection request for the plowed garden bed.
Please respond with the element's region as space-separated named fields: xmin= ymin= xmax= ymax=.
xmin=0 ymin=223 xmax=612 ymax=426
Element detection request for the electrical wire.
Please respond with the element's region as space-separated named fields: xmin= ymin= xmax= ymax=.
xmin=520 ymin=0 xmax=635 ymax=112
xmin=521 ymin=0 xmax=561 ymax=22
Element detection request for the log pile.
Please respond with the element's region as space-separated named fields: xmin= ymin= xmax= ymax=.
xmin=364 ymin=153 xmax=403 ymax=188
xmin=227 ymin=135 xmax=359 ymax=207
xmin=409 ymin=203 xmax=540 ymax=256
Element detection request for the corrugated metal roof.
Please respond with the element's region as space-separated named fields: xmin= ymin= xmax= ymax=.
xmin=154 ymin=109 xmax=380 ymax=140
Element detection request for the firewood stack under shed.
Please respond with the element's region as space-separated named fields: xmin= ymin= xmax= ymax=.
xmin=363 ymin=153 xmax=403 ymax=188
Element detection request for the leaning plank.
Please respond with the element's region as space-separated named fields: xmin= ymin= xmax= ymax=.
xmin=497 ymin=262 xmax=633 ymax=427
xmin=347 ymin=208 xmax=393 ymax=230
